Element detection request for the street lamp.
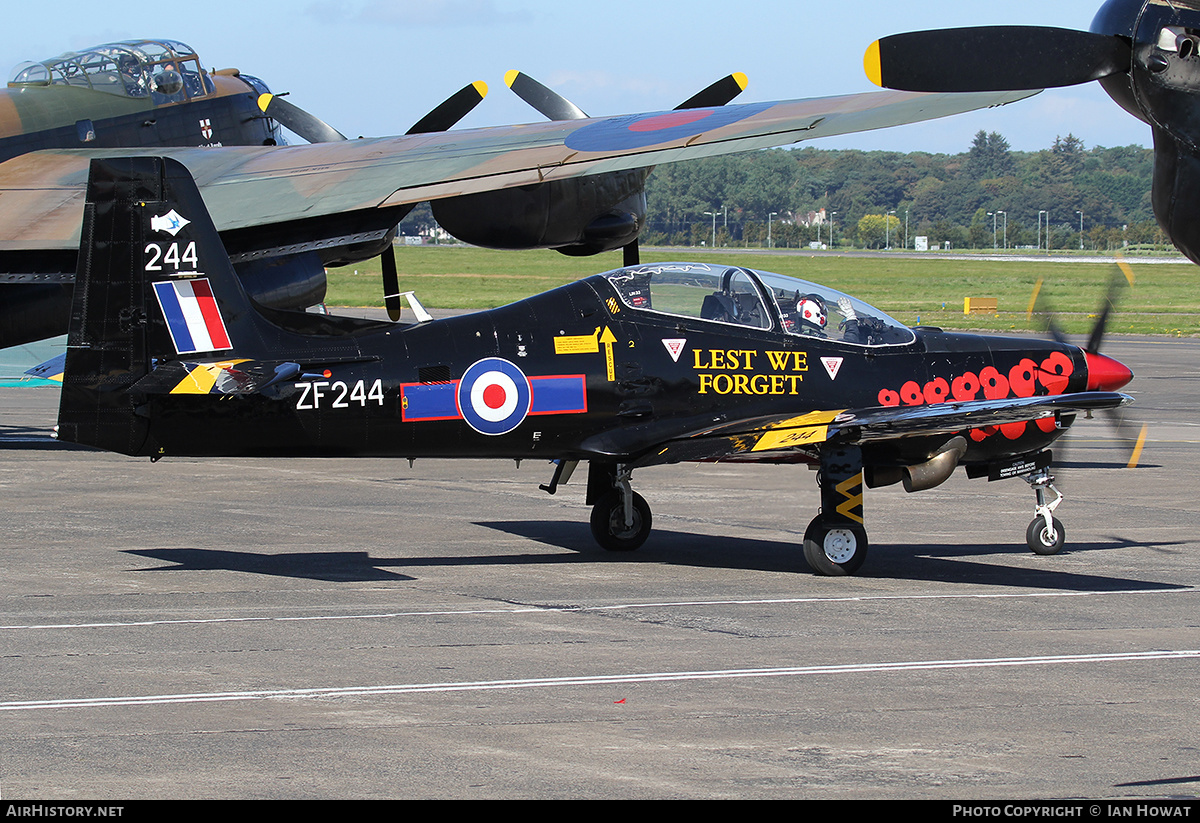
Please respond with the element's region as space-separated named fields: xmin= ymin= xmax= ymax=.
xmin=1077 ymin=210 xmax=1084 ymax=250
xmin=830 ymin=212 xmax=836 ymax=247
xmin=768 ymin=212 xmax=777 ymax=249
xmin=1038 ymin=210 xmax=1047 ymax=251
xmin=997 ymin=210 xmax=1007 ymax=250
xmin=886 ymin=210 xmax=895 ymax=250
xmin=703 ymin=211 xmax=717 ymax=248
xmin=987 ymin=212 xmax=997 ymax=249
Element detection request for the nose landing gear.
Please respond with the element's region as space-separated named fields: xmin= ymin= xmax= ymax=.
xmin=1024 ymin=465 xmax=1065 ymax=555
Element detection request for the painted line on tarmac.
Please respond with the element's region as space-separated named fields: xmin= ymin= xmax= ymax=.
xmin=3 ymin=650 xmax=1198 ymax=712
xmin=3 ymin=587 xmax=1195 ymax=631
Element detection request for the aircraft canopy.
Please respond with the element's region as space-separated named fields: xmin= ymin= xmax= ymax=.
xmin=8 ymin=39 xmax=213 ymax=104
xmin=605 ymin=262 xmax=915 ymax=347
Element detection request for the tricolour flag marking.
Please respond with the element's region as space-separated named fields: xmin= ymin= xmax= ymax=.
xmin=153 ymin=279 xmax=232 ymax=355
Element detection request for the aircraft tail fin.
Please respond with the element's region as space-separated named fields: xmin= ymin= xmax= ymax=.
xmin=57 ymin=156 xmax=263 ymax=455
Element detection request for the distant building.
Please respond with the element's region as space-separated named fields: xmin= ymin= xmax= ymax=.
xmin=798 ymin=208 xmax=827 ymax=227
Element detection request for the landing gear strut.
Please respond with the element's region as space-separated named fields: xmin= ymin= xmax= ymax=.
xmin=587 ymin=463 xmax=652 ymax=551
xmin=803 ymin=445 xmax=868 ymax=575
xmin=1023 ymin=465 xmax=1065 ymax=555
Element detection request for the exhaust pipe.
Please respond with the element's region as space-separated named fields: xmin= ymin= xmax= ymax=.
xmin=902 ymin=436 xmax=968 ymax=493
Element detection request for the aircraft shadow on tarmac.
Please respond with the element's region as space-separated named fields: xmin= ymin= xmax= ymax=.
xmin=1056 ymin=458 xmax=1162 ymax=470
xmin=0 ymin=426 xmax=90 ymax=449
xmin=479 ymin=520 xmax=1189 ymax=591
xmin=1116 ymin=775 xmax=1200 ymax=789
xmin=120 ymin=523 xmax=1189 ymax=591
xmin=123 ymin=548 xmax=419 ymax=583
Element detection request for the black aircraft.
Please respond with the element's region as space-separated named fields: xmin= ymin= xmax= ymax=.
xmin=51 ymin=156 xmax=1137 ymax=575
xmin=864 ymin=0 xmax=1200 ymax=266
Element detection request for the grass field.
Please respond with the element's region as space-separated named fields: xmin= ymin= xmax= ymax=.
xmin=325 ymin=246 xmax=1200 ymax=337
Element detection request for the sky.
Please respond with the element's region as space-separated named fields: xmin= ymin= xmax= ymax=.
xmin=0 ymin=0 xmax=1153 ymax=156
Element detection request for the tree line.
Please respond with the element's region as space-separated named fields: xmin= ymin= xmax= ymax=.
xmin=642 ymin=131 xmax=1164 ymax=251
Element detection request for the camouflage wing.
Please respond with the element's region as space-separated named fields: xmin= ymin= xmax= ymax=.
xmin=0 ymin=89 xmax=1036 ymax=252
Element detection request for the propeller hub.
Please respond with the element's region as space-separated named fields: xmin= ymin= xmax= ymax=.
xmin=1084 ymin=351 xmax=1134 ymax=391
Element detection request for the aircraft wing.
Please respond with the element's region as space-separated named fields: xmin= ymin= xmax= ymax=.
xmin=620 ymin=391 xmax=1130 ymax=469
xmin=0 ymin=88 xmax=1036 ymax=252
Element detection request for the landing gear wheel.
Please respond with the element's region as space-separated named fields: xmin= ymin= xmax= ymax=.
xmin=1026 ymin=516 xmax=1065 ymax=555
xmin=590 ymin=490 xmax=652 ymax=552
xmin=803 ymin=516 xmax=868 ymax=576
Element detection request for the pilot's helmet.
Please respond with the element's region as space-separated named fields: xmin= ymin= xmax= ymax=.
xmin=796 ymin=295 xmax=826 ymax=331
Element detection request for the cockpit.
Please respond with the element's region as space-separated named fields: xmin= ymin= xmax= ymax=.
xmin=8 ymin=39 xmax=213 ymax=105
xmin=605 ymin=262 xmax=915 ymax=347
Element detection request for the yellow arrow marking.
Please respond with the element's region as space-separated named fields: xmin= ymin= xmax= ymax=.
xmin=600 ymin=326 xmax=617 ymax=381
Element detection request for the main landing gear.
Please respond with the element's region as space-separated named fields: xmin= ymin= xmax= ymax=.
xmin=568 ymin=456 xmax=871 ymax=572
xmin=584 ymin=463 xmax=652 ymax=551
xmin=803 ymin=445 xmax=868 ymax=576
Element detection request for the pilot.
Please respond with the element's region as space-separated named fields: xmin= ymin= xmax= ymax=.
xmin=795 ymin=294 xmax=827 ymax=336
xmin=118 ymin=54 xmax=147 ymax=97
xmin=835 ymin=295 xmax=865 ymax=344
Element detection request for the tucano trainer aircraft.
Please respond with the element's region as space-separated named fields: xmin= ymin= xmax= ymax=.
xmin=864 ymin=0 xmax=1200 ymax=267
xmin=51 ymin=156 xmax=1136 ymax=575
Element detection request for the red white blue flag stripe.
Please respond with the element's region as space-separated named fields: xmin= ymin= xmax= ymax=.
xmin=400 ymin=374 xmax=587 ymax=426
xmin=152 ymin=278 xmax=232 ymax=355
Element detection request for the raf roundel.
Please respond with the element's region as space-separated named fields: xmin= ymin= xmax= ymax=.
xmin=456 ymin=357 xmax=532 ymax=436
xmin=564 ymin=101 xmax=775 ymax=153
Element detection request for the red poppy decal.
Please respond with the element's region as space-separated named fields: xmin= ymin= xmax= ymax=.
xmin=877 ymin=354 xmax=1076 ymax=441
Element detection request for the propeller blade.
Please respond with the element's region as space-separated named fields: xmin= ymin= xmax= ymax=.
xmin=1125 ymin=421 xmax=1149 ymax=469
xmin=675 ymin=72 xmax=748 ymax=110
xmin=1085 ymin=264 xmax=1133 ymax=354
xmin=406 ymin=81 xmax=489 ymax=135
xmin=257 ymin=93 xmax=347 ymax=143
xmin=1035 ymin=258 xmax=1143 ymax=473
xmin=864 ymin=27 xmax=1132 ymax=92
xmin=381 ymin=241 xmax=402 ymax=322
xmin=1027 ymin=278 xmax=1069 ymax=345
xmin=1090 ymin=408 xmax=1148 ymax=469
xmin=505 ymin=70 xmax=588 ymax=121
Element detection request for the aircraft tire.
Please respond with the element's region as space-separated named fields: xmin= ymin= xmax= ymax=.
xmin=590 ymin=490 xmax=652 ymax=551
xmin=803 ymin=515 xmax=868 ymax=576
xmin=1026 ymin=516 xmax=1065 ymax=555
